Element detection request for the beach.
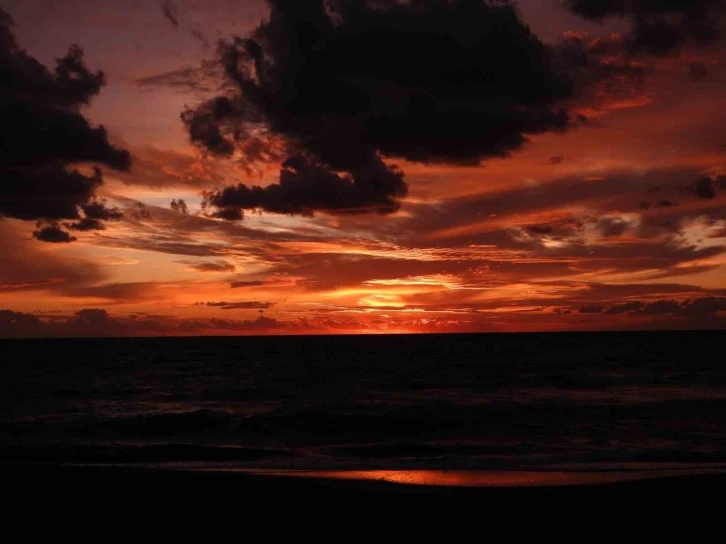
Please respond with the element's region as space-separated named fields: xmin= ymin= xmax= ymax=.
xmin=6 ymin=464 xmax=725 ymax=510
xmin=4 ymin=463 xmax=724 ymax=540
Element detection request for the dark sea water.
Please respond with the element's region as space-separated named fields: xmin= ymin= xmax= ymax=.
xmin=2 ymin=331 xmax=726 ymax=473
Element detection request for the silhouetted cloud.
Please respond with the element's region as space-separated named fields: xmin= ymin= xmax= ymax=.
xmin=604 ymin=301 xmax=644 ymax=315
xmin=177 ymin=260 xmax=235 ymax=273
xmin=81 ymin=200 xmax=123 ymax=220
xmin=128 ymin=202 xmax=152 ymax=220
xmin=550 ymin=155 xmax=565 ymax=164
xmin=62 ymin=200 xmax=122 ymax=231
xmin=0 ymin=310 xmax=44 ymax=336
xmin=0 ymin=308 xmax=146 ymax=338
xmin=590 ymin=298 xmax=726 ymax=322
xmin=230 ymin=280 xmax=266 ymax=288
xmin=171 ymin=199 xmax=189 ymax=214
xmin=202 ymin=155 xmax=407 ymax=218
xmin=185 ymin=0 xmax=587 ymax=220
xmin=0 ymin=279 xmax=61 ymax=290
xmin=579 ymin=305 xmax=604 ymax=314
xmin=0 ymin=307 xmax=291 ymax=338
xmin=565 ymin=0 xmax=723 ymax=54
xmin=202 ymin=301 xmax=275 ymax=310
xmin=0 ymin=8 xmax=130 ymax=240
xmin=160 ymin=1 xmax=179 ymax=28
xmin=688 ymin=176 xmax=726 ymax=199
xmin=65 ymin=218 xmax=106 ymax=231
xmin=527 ymin=225 xmax=553 ymax=235
xmin=191 ymin=27 xmax=210 ymax=48
xmin=134 ymin=61 xmax=223 ymax=94
xmin=32 ymin=223 xmax=76 ymax=243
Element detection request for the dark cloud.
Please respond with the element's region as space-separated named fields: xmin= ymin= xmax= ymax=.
xmin=565 ymin=0 xmax=723 ymax=54
xmin=74 ymin=308 xmax=111 ymax=324
xmin=191 ymin=28 xmax=211 ymax=48
xmin=641 ymin=198 xmax=677 ymax=209
xmin=180 ymin=315 xmax=284 ymax=332
xmin=202 ymin=155 xmax=407 ymax=218
xmin=134 ymin=61 xmax=223 ymax=94
xmin=60 ymin=281 xmax=161 ymax=303
xmin=527 ymin=225 xmax=553 ymax=235
xmin=185 ymin=0 xmax=586 ymax=220
xmin=688 ymin=176 xmax=726 ymax=199
xmin=128 ymin=202 xmax=152 ymax=220
xmin=160 ymin=1 xmax=179 ymax=28
xmin=0 ymin=279 xmax=61 ymax=290
xmin=604 ymin=301 xmax=644 ymax=315
xmin=0 ymin=307 xmax=515 ymax=337
xmin=63 ymin=200 xmax=122 ymax=231
xmin=202 ymin=301 xmax=275 ymax=310
xmin=32 ymin=222 xmax=76 ymax=243
xmin=681 ymin=297 xmax=726 ymax=317
xmin=170 ymin=199 xmax=189 ymax=214
xmin=690 ymin=176 xmax=716 ymax=199
xmin=635 ymin=299 xmax=683 ymax=315
xmin=523 ymin=216 xmax=584 ymax=239
xmin=230 ymin=280 xmax=266 ymax=288
xmin=550 ymin=155 xmax=565 ymax=165
xmin=0 ymin=8 xmax=130 ymax=240
xmin=598 ymin=298 xmax=726 ymax=322
xmin=65 ymin=218 xmax=106 ymax=231
xmin=176 ymin=260 xmax=235 ymax=273
xmin=568 ymin=296 xmax=726 ymax=328
xmin=0 ymin=310 xmax=44 ymax=337
xmin=81 ymin=200 xmax=123 ymax=220
xmin=0 ymin=308 xmax=149 ymax=338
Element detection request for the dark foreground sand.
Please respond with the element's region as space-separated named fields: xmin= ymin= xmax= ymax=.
xmin=3 ymin=464 xmax=723 ymax=534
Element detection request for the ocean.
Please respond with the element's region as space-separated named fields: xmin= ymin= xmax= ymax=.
xmin=3 ymin=331 xmax=726 ymax=476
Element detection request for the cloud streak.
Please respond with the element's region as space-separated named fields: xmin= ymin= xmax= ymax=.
xmin=160 ymin=1 xmax=179 ymax=28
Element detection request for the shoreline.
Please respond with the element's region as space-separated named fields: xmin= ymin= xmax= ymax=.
xmin=6 ymin=462 xmax=726 ymax=495
xmin=5 ymin=463 xmax=723 ymax=531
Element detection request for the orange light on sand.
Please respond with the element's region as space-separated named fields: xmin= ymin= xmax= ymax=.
xmin=230 ymin=468 xmax=726 ymax=487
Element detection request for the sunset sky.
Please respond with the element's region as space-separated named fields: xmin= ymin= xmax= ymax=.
xmin=1 ymin=0 xmax=725 ymax=337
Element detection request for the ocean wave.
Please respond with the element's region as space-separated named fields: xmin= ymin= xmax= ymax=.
xmin=0 ymin=442 xmax=292 ymax=464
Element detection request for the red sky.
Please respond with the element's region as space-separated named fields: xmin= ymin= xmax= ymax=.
xmin=1 ymin=0 xmax=725 ymax=337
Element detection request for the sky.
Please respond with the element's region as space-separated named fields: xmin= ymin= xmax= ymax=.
xmin=1 ymin=0 xmax=725 ymax=337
